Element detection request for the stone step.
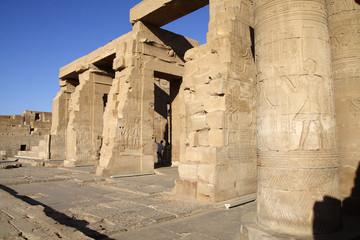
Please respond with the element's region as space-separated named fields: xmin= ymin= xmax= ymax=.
xmin=16 ymin=151 xmax=39 ymax=158
xmin=16 ymin=157 xmax=64 ymax=168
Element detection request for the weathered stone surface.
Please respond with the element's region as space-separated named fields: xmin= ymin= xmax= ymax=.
xmin=327 ymin=0 xmax=360 ymax=215
xmin=0 ymin=111 xmax=51 ymax=158
xmin=254 ymin=0 xmax=341 ymax=235
xmin=130 ymin=0 xmax=209 ymax=27
xmin=5 ymin=1 xmax=357 ymax=238
xmin=175 ymin=0 xmax=257 ymax=202
xmin=96 ymin=22 xmax=198 ymax=176
xmin=64 ymin=68 xmax=113 ymax=167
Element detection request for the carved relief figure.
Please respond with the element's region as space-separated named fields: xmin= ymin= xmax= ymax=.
xmin=347 ymin=98 xmax=360 ymax=112
xmin=281 ymin=59 xmax=325 ymax=150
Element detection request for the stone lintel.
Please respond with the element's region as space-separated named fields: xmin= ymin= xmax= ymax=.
xmin=59 ymin=32 xmax=132 ymax=80
xmin=130 ymin=0 xmax=209 ymax=27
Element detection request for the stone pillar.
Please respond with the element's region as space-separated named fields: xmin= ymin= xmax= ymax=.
xmin=51 ymin=79 xmax=77 ymax=135
xmin=65 ymin=68 xmax=112 ymax=167
xmin=255 ymin=0 xmax=341 ymax=235
xmin=327 ymin=0 xmax=360 ymax=214
xmin=50 ymin=79 xmax=77 ymax=159
xmin=175 ymin=0 xmax=257 ymax=202
xmin=153 ymin=78 xmax=170 ymax=151
xmin=96 ymin=22 xmax=196 ymax=177
xmin=96 ymin=49 xmax=154 ymax=176
xmin=170 ymin=79 xmax=182 ymax=167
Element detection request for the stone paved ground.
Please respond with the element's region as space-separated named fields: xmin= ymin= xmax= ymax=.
xmin=0 ymin=163 xmax=252 ymax=239
xmin=1 ymin=162 xmax=360 ymax=240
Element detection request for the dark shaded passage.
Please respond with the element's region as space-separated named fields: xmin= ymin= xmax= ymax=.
xmin=0 ymin=184 xmax=115 ymax=240
xmin=154 ymin=84 xmax=169 ymax=119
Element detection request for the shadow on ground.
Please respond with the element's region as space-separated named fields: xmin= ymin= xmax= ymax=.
xmin=0 ymin=184 xmax=115 ymax=240
xmin=313 ymin=163 xmax=360 ymax=240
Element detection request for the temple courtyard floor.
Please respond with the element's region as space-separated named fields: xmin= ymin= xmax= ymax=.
xmin=0 ymin=161 xmax=255 ymax=240
xmin=1 ymin=160 xmax=360 ymax=240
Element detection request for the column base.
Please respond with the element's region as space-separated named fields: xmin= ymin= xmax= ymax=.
xmin=63 ymin=159 xmax=75 ymax=167
xmin=239 ymin=209 xmax=360 ymax=240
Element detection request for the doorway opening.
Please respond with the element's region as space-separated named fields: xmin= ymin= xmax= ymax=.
xmin=153 ymin=71 xmax=182 ymax=168
xmin=20 ymin=145 xmax=27 ymax=151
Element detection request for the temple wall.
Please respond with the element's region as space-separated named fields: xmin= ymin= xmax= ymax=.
xmin=327 ymin=0 xmax=360 ymax=214
xmin=0 ymin=111 xmax=51 ymax=157
xmin=64 ymin=69 xmax=113 ymax=166
xmin=51 ymin=80 xmax=77 ymax=136
xmin=50 ymin=79 xmax=77 ymax=159
xmin=96 ymin=22 xmax=197 ymax=176
xmin=0 ymin=135 xmax=45 ymax=157
xmin=174 ymin=0 xmax=257 ymax=202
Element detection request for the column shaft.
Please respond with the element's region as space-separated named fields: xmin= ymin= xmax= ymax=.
xmin=327 ymin=0 xmax=360 ymax=213
xmin=255 ymin=0 xmax=341 ymax=234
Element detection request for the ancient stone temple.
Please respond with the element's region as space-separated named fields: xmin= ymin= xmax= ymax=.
xmin=0 ymin=111 xmax=52 ymax=158
xmin=21 ymin=0 xmax=358 ymax=238
xmin=172 ymin=0 xmax=257 ymax=202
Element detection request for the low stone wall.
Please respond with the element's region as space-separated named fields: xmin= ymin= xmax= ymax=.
xmin=0 ymin=135 xmax=45 ymax=157
xmin=0 ymin=111 xmax=51 ymax=157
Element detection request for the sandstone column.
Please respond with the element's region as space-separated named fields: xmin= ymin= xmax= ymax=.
xmin=255 ymin=0 xmax=341 ymax=235
xmin=327 ymin=0 xmax=360 ymax=214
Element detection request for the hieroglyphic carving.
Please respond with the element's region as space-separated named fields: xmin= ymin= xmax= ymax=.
xmin=281 ymin=59 xmax=326 ymax=150
xmin=226 ymin=79 xmax=256 ymax=150
xmin=327 ymin=0 xmax=359 ymax=15
xmin=118 ymin=116 xmax=140 ymax=149
xmin=255 ymin=0 xmax=340 ymax=235
xmin=328 ymin=0 xmax=360 ymax=199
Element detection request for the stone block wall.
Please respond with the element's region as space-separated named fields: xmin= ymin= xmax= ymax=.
xmin=96 ymin=22 xmax=198 ymax=176
xmin=64 ymin=68 xmax=113 ymax=167
xmin=174 ymin=0 xmax=257 ymax=202
xmin=0 ymin=111 xmax=51 ymax=157
xmin=50 ymin=79 xmax=78 ymax=159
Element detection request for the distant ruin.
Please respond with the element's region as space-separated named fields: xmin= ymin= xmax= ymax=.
xmin=0 ymin=111 xmax=51 ymax=158
xmin=2 ymin=0 xmax=359 ymax=238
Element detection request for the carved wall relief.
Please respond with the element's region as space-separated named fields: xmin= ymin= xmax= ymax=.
xmin=255 ymin=0 xmax=341 ymax=235
xmin=328 ymin=0 xmax=360 ymax=203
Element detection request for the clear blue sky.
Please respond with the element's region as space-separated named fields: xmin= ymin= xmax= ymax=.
xmin=0 ymin=1 xmax=209 ymax=115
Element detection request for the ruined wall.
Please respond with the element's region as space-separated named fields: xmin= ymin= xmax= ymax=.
xmin=64 ymin=68 xmax=113 ymax=167
xmin=0 ymin=111 xmax=51 ymax=157
xmin=174 ymin=0 xmax=257 ymax=202
xmin=327 ymin=0 xmax=360 ymax=214
xmin=96 ymin=22 xmax=197 ymax=176
xmin=49 ymin=79 xmax=77 ymax=159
